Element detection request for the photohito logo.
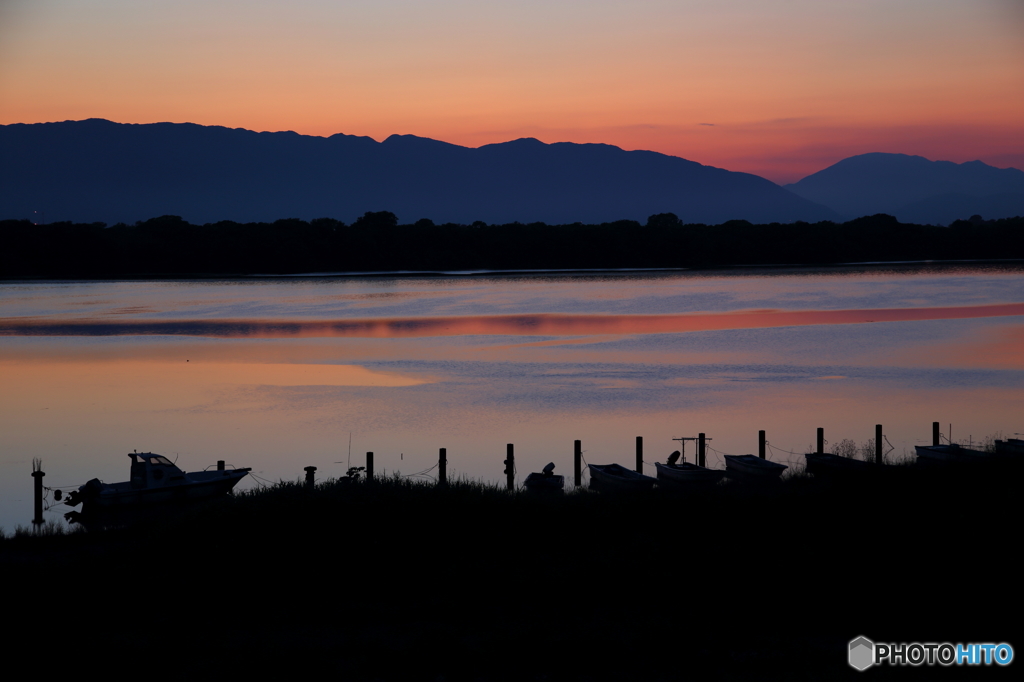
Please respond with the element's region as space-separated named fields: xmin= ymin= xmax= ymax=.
xmin=849 ymin=636 xmax=1014 ymax=670
xmin=849 ymin=637 xmax=875 ymax=671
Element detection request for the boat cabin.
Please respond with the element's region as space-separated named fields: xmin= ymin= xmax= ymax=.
xmin=129 ymin=452 xmax=187 ymax=489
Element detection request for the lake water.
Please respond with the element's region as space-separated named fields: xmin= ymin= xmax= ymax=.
xmin=2 ymin=265 xmax=1023 ymax=531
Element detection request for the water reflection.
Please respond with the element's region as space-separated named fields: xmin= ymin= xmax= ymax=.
xmin=1 ymin=267 xmax=1023 ymax=530
xmin=3 ymin=302 xmax=1023 ymax=338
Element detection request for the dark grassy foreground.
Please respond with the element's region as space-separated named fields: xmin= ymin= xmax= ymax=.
xmin=3 ymin=464 xmax=1019 ymax=680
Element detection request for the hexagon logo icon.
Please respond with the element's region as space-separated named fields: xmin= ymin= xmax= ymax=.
xmin=849 ymin=636 xmax=875 ymax=671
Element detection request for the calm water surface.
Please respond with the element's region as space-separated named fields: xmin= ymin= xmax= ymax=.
xmin=2 ymin=265 xmax=1023 ymax=530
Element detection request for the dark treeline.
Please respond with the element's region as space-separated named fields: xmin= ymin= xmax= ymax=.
xmin=2 ymin=211 xmax=1022 ymax=278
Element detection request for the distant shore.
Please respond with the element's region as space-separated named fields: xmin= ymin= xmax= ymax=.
xmin=3 ymin=213 xmax=1022 ymax=280
xmin=4 ymin=259 xmax=1024 ymax=283
xmin=217 ymin=259 xmax=1024 ymax=280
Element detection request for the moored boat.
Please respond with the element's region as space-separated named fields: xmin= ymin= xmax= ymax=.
xmin=994 ymin=438 xmax=1024 ymax=457
xmin=804 ymin=452 xmax=878 ymax=477
xmin=655 ymin=461 xmax=726 ymax=486
xmin=655 ymin=450 xmax=725 ymax=487
xmin=523 ymin=462 xmax=565 ymax=496
xmin=64 ymin=452 xmax=251 ymax=528
xmin=914 ymin=444 xmax=991 ymax=466
xmin=723 ymin=454 xmax=787 ymax=480
xmin=588 ymin=463 xmax=657 ymax=492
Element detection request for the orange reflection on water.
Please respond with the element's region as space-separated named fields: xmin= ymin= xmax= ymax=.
xmin=0 ymin=360 xmax=429 ymax=394
xmin=0 ymin=359 xmax=431 ymax=444
xmin=0 ymin=359 xmax=433 ymax=475
xmin=891 ymin=324 xmax=1024 ymax=370
xmin=4 ymin=302 xmax=1024 ymax=338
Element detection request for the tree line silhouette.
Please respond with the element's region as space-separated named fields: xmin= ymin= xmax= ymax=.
xmin=2 ymin=212 xmax=1021 ymax=278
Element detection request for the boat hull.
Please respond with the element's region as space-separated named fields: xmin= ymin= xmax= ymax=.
xmin=588 ymin=463 xmax=656 ymax=492
xmin=804 ymin=453 xmax=877 ymax=477
xmin=914 ymin=445 xmax=990 ymax=466
xmin=523 ymin=472 xmax=565 ymax=496
xmin=84 ymin=469 xmax=250 ymax=509
xmin=654 ymin=462 xmax=725 ymax=487
xmin=723 ymin=454 xmax=787 ymax=480
xmin=69 ymin=468 xmax=251 ymax=529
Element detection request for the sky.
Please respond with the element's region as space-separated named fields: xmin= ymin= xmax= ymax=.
xmin=1 ymin=0 xmax=1023 ymax=183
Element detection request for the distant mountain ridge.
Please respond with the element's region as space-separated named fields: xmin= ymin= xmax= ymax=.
xmin=0 ymin=119 xmax=837 ymax=225
xmin=785 ymin=152 xmax=1024 ymax=224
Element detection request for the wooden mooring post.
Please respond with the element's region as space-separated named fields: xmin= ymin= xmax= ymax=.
xmin=932 ymin=421 xmax=940 ymax=446
xmin=698 ymin=433 xmax=706 ymax=468
xmin=31 ymin=459 xmax=44 ymax=529
xmin=574 ymin=440 xmax=582 ymax=487
xmin=875 ymin=425 xmax=883 ymax=464
xmin=439 ymin=447 xmax=447 ymax=485
xmin=217 ymin=460 xmax=225 ymax=471
xmin=366 ymin=452 xmax=374 ymax=481
xmin=635 ymin=436 xmax=643 ymax=473
xmin=758 ymin=430 xmax=766 ymax=459
xmin=304 ymin=465 xmax=316 ymax=490
xmin=817 ymin=428 xmax=824 ymax=455
xmin=504 ymin=444 xmax=515 ymax=491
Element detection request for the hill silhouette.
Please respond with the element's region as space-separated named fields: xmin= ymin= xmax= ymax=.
xmin=0 ymin=119 xmax=837 ymax=225
xmin=785 ymin=152 xmax=1024 ymax=224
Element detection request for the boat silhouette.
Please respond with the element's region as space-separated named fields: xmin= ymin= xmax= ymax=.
xmin=64 ymin=452 xmax=250 ymax=528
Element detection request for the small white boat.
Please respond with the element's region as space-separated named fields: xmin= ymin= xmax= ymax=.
xmin=723 ymin=454 xmax=787 ymax=480
xmin=588 ymin=463 xmax=656 ymax=492
xmin=65 ymin=452 xmax=250 ymax=527
xmin=804 ymin=452 xmax=878 ymax=477
xmin=523 ymin=462 xmax=565 ymax=496
xmin=654 ymin=451 xmax=724 ymax=487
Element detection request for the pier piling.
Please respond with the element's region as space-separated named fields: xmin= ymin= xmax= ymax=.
xmin=439 ymin=448 xmax=447 ymax=485
xmin=574 ymin=440 xmax=582 ymax=487
xmin=217 ymin=460 xmax=225 ymax=471
xmin=698 ymin=433 xmax=706 ymax=468
xmin=504 ymin=444 xmax=515 ymax=491
xmin=759 ymin=430 xmax=766 ymax=459
xmin=304 ymin=466 xmax=316 ymax=490
xmin=366 ymin=452 xmax=374 ymax=481
xmin=932 ymin=422 xmax=940 ymax=446
xmin=816 ymin=428 xmax=824 ymax=455
xmin=875 ymin=425 xmax=883 ymax=464
xmin=636 ymin=436 xmax=643 ymax=473
xmin=31 ymin=459 xmax=44 ymax=529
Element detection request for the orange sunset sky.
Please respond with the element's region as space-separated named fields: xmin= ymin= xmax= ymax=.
xmin=1 ymin=0 xmax=1022 ymax=183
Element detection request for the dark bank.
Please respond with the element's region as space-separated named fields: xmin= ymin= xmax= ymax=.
xmin=4 ymin=448 xmax=1017 ymax=680
xmin=2 ymin=212 xmax=1023 ymax=279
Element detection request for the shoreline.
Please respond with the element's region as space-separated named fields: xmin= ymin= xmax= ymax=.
xmin=5 ymin=214 xmax=1023 ymax=280
xmin=3 ymin=258 xmax=1024 ymax=283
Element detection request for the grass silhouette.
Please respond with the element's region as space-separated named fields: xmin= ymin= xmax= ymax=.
xmin=3 ymin=458 xmax=1016 ymax=679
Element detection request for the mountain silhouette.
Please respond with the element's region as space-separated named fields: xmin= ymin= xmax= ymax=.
xmin=0 ymin=119 xmax=837 ymax=225
xmin=785 ymin=152 xmax=1024 ymax=224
